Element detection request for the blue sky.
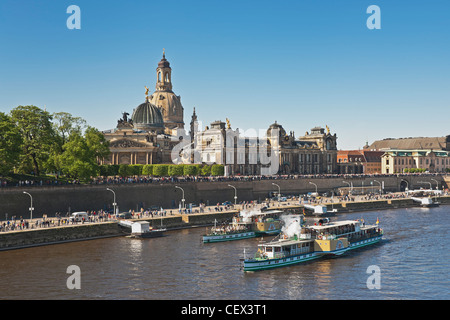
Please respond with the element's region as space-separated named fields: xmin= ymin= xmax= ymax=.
xmin=1 ymin=0 xmax=449 ymax=149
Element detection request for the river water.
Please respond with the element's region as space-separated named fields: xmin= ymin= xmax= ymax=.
xmin=0 ymin=206 xmax=449 ymax=300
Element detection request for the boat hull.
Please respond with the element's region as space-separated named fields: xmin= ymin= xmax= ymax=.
xmin=243 ymin=235 xmax=382 ymax=272
xmin=203 ymin=231 xmax=256 ymax=243
xmin=255 ymin=229 xmax=282 ymax=236
xmin=129 ymin=229 xmax=165 ymax=238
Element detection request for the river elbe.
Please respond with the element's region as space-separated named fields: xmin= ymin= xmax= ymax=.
xmin=0 ymin=206 xmax=449 ymax=300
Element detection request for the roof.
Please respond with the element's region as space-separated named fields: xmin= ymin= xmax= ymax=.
xmin=131 ymin=100 xmax=164 ymax=129
xmin=308 ymin=220 xmax=359 ymax=231
xmin=382 ymin=149 xmax=450 ymax=157
xmin=259 ymin=238 xmax=313 ymax=248
xmin=368 ymin=137 xmax=448 ymax=151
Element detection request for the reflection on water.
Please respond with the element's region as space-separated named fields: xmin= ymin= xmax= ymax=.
xmin=0 ymin=206 xmax=450 ymax=300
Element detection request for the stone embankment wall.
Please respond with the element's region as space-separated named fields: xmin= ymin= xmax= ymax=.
xmin=0 ymin=222 xmax=123 ymax=251
xmin=1 ymin=175 xmax=448 ymax=218
xmin=1 ymin=197 xmax=449 ymax=251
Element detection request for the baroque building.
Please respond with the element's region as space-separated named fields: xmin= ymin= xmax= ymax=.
xmin=381 ymin=149 xmax=450 ymax=174
xmin=188 ymin=112 xmax=338 ymax=175
xmin=101 ymin=52 xmax=340 ymax=174
xmin=148 ymin=50 xmax=184 ymax=130
xmin=101 ymin=52 xmax=183 ymax=165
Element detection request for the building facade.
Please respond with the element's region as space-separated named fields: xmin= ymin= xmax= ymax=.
xmin=102 ymin=53 xmax=340 ymax=175
xmin=102 ymin=53 xmax=183 ymax=165
xmin=381 ymin=149 xmax=450 ymax=174
xmin=337 ymin=150 xmax=383 ymax=174
xmin=189 ymin=113 xmax=339 ymax=175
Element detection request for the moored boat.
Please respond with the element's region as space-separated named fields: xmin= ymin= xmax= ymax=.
xmin=202 ymin=210 xmax=283 ymax=243
xmin=120 ymin=220 xmax=166 ymax=239
xmin=242 ymin=216 xmax=383 ymax=272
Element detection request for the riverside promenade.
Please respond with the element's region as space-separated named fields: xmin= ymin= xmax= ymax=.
xmin=1 ymin=191 xmax=449 ymax=251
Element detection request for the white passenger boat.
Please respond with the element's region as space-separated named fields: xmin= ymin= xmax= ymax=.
xmin=411 ymin=197 xmax=440 ymax=207
xmin=242 ymin=217 xmax=383 ymax=271
xmin=202 ymin=210 xmax=283 ymax=243
xmin=119 ymin=220 xmax=166 ymax=239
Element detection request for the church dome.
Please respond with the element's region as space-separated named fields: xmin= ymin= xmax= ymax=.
xmin=158 ymin=57 xmax=170 ymax=68
xmin=131 ymin=100 xmax=164 ymax=130
xmin=267 ymin=121 xmax=286 ymax=137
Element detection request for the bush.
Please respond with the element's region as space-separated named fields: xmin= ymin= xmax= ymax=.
xmin=200 ymin=165 xmax=211 ymax=176
xmin=108 ymin=165 xmax=120 ymax=176
xmin=168 ymin=164 xmax=184 ymax=176
xmin=153 ymin=164 xmax=169 ymax=177
xmin=99 ymin=165 xmax=109 ymax=176
xmin=183 ymin=164 xmax=199 ymax=176
xmin=129 ymin=164 xmax=143 ymax=176
xmin=118 ymin=164 xmax=133 ymax=177
xmin=211 ymin=164 xmax=224 ymax=176
xmin=142 ymin=164 xmax=153 ymax=176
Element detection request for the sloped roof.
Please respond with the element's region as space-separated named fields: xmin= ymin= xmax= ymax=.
xmin=368 ymin=137 xmax=447 ymax=151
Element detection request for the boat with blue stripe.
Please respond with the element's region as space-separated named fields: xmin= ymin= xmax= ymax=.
xmin=242 ymin=217 xmax=383 ymax=271
xmin=202 ymin=210 xmax=283 ymax=243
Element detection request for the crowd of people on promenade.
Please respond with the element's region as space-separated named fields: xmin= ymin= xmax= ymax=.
xmin=1 ymin=172 xmax=448 ymax=189
xmin=1 ymin=188 xmax=449 ymax=233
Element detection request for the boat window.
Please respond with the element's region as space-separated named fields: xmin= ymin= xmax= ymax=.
xmin=265 ymin=247 xmax=273 ymax=252
xmin=274 ymin=247 xmax=281 ymax=252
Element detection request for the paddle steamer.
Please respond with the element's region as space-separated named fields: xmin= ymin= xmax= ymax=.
xmin=202 ymin=210 xmax=283 ymax=243
xmin=242 ymin=216 xmax=383 ymax=271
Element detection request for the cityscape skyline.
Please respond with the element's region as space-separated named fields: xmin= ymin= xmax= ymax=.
xmin=1 ymin=0 xmax=449 ymax=150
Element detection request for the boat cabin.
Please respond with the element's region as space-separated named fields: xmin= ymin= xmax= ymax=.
xmin=307 ymin=219 xmax=381 ymax=241
xmin=131 ymin=221 xmax=150 ymax=234
xmin=257 ymin=239 xmax=314 ymax=259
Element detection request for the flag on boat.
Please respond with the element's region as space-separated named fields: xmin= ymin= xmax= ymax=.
xmin=376 ymin=217 xmax=379 ymax=225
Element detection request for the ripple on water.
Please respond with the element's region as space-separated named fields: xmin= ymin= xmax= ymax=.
xmin=1 ymin=206 xmax=450 ymax=299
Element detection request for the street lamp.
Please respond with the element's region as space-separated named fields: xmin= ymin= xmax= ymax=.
xmin=373 ymin=180 xmax=382 ymax=194
xmin=430 ymin=178 xmax=439 ymax=190
xmin=342 ymin=181 xmax=352 ymax=195
xmin=309 ymin=181 xmax=318 ymax=195
xmin=272 ymin=183 xmax=281 ymax=201
xmin=228 ymin=184 xmax=237 ymax=205
xmin=175 ymin=186 xmax=185 ymax=210
xmin=106 ymin=188 xmax=117 ymax=215
xmin=23 ymin=191 xmax=34 ymax=222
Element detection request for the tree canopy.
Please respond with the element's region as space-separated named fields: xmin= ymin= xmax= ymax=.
xmin=1 ymin=106 xmax=110 ymax=182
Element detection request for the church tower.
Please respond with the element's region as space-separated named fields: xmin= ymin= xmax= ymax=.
xmin=149 ymin=49 xmax=184 ymax=130
xmin=155 ymin=49 xmax=173 ymax=92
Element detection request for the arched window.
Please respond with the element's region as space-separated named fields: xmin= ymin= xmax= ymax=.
xmin=158 ymin=72 xmax=161 ymax=82
xmin=165 ymin=72 xmax=169 ymax=82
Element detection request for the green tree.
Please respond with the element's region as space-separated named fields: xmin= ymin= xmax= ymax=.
xmin=118 ymin=164 xmax=132 ymax=177
xmin=52 ymin=112 xmax=86 ymax=146
xmin=84 ymin=127 xmax=110 ymax=160
xmin=153 ymin=164 xmax=169 ymax=177
xmin=58 ymin=132 xmax=98 ymax=180
xmin=211 ymin=164 xmax=224 ymax=176
xmin=10 ymin=105 xmax=56 ymax=176
xmin=0 ymin=112 xmax=22 ymax=176
xmin=168 ymin=164 xmax=184 ymax=176
xmin=108 ymin=165 xmax=120 ymax=176
xmin=99 ymin=165 xmax=109 ymax=176
xmin=200 ymin=165 xmax=211 ymax=176
xmin=57 ymin=127 xmax=110 ymax=181
xmin=183 ymin=164 xmax=199 ymax=176
xmin=142 ymin=164 xmax=153 ymax=176
xmin=130 ymin=164 xmax=143 ymax=176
